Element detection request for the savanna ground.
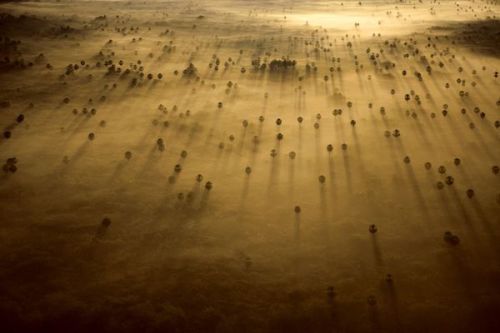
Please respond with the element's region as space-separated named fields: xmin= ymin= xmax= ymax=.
xmin=0 ymin=0 xmax=499 ymax=332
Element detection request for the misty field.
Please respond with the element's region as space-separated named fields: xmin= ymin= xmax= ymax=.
xmin=0 ymin=0 xmax=499 ymax=332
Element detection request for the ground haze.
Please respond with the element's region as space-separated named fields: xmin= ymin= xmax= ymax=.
xmin=0 ymin=1 xmax=499 ymax=332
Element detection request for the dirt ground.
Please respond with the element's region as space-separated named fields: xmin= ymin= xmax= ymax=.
xmin=0 ymin=0 xmax=499 ymax=332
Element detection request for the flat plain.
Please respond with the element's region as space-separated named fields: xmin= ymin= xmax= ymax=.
xmin=0 ymin=0 xmax=499 ymax=332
